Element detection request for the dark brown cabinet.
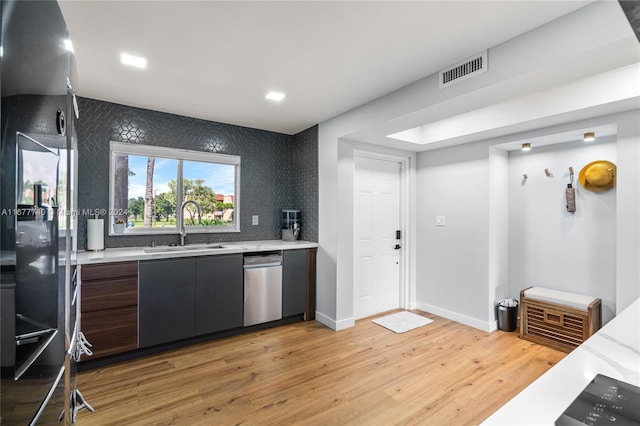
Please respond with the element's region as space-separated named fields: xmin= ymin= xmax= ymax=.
xmin=306 ymin=247 xmax=317 ymax=320
xmin=80 ymin=261 xmax=138 ymax=360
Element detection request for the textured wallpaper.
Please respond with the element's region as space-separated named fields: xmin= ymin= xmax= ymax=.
xmin=76 ymin=97 xmax=318 ymax=249
xmin=292 ymin=125 xmax=318 ymax=243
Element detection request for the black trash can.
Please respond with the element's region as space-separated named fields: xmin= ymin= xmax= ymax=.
xmin=497 ymin=298 xmax=519 ymax=332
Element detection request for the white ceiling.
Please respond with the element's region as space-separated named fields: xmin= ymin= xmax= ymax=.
xmin=59 ymin=0 xmax=603 ymax=141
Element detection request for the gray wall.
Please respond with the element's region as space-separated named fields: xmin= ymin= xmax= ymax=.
xmin=508 ymin=138 xmax=617 ymax=324
xmin=416 ymin=142 xmax=491 ymax=326
xmin=414 ymin=117 xmax=629 ymax=331
xmin=76 ymin=97 xmax=318 ymax=249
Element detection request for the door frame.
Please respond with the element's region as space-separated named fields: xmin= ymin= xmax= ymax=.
xmin=353 ymin=150 xmax=411 ymax=313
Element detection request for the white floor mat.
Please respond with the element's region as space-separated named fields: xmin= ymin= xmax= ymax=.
xmin=372 ymin=311 xmax=433 ymax=333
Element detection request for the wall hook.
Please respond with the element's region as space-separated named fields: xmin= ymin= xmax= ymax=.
xmin=569 ymin=166 xmax=574 ymax=185
xmin=522 ymin=171 xmax=528 ymax=179
xmin=544 ymin=168 xmax=551 ymax=177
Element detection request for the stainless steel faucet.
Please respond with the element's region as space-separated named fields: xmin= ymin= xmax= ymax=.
xmin=178 ymin=200 xmax=201 ymax=246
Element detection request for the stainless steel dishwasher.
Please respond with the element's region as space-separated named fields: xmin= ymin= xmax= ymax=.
xmin=243 ymin=253 xmax=282 ymax=326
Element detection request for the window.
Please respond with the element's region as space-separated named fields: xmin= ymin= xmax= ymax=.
xmin=109 ymin=142 xmax=240 ymax=235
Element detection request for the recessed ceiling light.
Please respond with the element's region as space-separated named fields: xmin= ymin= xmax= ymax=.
xmin=583 ymin=132 xmax=595 ymax=142
xmin=63 ymin=39 xmax=74 ymax=53
xmin=121 ymin=52 xmax=147 ymax=69
xmin=265 ymin=91 xmax=285 ymax=102
xmin=521 ymin=143 xmax=531 ymax=152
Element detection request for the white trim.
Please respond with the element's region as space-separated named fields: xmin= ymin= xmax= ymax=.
xmin=108 ymin=141 xmax=241 ymax=236
xmin=416 ymin=302 xmax=494 ymax=332
xmin=315 ymin=311 xmax=356 ymax=331
xmin=353 ymin=150 xmax=409 ymax=164
xmin=352 ymin=149 xmax=412 ymax=315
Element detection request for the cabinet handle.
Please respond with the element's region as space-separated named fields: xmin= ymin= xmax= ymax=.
xmin=544 ymin=309 xmax=564 ymax=327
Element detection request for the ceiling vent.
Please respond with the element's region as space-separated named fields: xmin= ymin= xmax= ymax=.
xmin=439 ymin=51 xmax=488 ymax=89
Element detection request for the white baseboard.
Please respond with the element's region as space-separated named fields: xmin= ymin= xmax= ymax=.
xmin=314 ymin=311 xmax=356 ymax=331
xmin=416 ymin=302 xmax=493 ymax=332
xmin=317 ymin=305 xmax=494 ymax=333
xmin=314 ymin=312 xmax=336 ymax=329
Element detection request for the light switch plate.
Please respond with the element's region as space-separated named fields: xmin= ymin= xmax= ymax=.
xmin=252 ymin=215 xmax=259 ymax=225
xmin=436 ymin=216 xmax=446 ymax=227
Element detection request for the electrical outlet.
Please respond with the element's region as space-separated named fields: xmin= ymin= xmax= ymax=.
xmin=252 ymin=215 xmax=259 ymax=225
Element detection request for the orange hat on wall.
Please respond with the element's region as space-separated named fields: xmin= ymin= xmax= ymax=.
xmin=578 ymin=160 xmax=616 ymax=192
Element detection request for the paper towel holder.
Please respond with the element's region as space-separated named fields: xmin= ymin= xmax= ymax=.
xmin=87 ymin=217 xmax=105 ymax=251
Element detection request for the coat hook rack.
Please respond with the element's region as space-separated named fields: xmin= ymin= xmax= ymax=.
xmin=545 ymin=168 xmax=551 ymax=177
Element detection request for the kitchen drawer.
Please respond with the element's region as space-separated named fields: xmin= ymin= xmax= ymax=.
xmin=81 ymin=307 xmax=138 ymax=360
xmin=81 ymin=277 xmax=137 ymax=313
xmin=81 ymin=261 xmax=138 ymax=281
xmin=520 ymin=287 xmax=601 ymax=353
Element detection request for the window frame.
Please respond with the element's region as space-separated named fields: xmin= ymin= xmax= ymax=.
xmin=108 ymin=141 xmax=241 ymax=236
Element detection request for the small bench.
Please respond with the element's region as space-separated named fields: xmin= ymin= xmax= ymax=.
xmin=520 ymin=286 xmax=601 ymax=353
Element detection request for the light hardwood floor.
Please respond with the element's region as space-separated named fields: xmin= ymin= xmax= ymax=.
xmin=77 ymin=310 xmax=565 ymax=425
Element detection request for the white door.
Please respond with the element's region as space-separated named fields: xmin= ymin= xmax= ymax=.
xmin=354 ymin=156 xmax=401 ymax=319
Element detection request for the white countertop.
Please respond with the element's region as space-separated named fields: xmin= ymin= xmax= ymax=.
xmin=482 ymin=297 xmax=640 ymax=425
xmin=76 ymin=240 xmax=318 ymax=265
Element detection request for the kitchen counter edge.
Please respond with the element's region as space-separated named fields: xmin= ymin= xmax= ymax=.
xmin=481 ymin=297 xmax=640 ymax=425
xmin=76 ymin=240 xmax=319 ymax=265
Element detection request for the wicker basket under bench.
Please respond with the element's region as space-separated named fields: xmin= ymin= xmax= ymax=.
xmin=520 ymin=286 xmax=602 ymax=353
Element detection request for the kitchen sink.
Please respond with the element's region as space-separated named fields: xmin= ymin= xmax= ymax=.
xmin=143 ymin=244 xmax=226 ymax=253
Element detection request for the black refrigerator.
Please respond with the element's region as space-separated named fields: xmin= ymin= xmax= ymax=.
xmin=1 ymin=0 xmax=83 ymax=423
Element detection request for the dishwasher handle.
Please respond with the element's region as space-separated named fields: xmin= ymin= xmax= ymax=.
xmin=243 ymin=262 xmax=281 ymax=269
xmin=243 ymin=254 xmax=282 ymax=268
